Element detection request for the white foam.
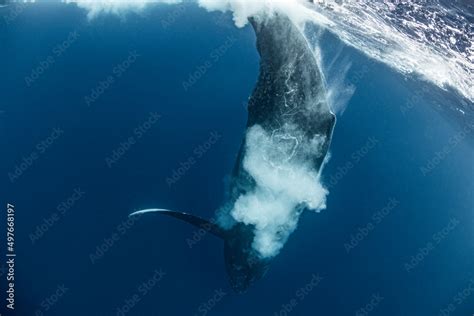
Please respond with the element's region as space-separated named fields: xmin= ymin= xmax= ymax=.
xmin=63 ymin=0 xmax=181 ymax=18
xmin=64 ymin=0 xmax=473 ymax=102
xmin=231 ymin=125 xmax=328 ymax=257
xmin=59 ymin=0 xmax=473 ymax=256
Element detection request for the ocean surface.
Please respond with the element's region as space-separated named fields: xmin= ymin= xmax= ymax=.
xmin=1 ymin=2 xmax=473 ymax=316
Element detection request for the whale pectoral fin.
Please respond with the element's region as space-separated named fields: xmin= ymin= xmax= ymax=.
xmin=129 ymin=208 xmax=227 ymax=239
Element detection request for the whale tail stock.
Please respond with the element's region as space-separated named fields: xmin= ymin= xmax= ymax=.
xmin=129 ymin=208 xmax=228 ymax=239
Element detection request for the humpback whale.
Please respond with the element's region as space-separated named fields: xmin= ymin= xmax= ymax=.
xmin=130 ymin=12 xmax=335 ymax=293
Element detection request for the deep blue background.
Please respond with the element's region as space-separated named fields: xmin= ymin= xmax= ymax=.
xmin=0 ymin=2 xmax=473 ymax=316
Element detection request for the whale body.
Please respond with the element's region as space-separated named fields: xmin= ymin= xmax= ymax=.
xmin=131 ymin=12 xmax=335 ymax=293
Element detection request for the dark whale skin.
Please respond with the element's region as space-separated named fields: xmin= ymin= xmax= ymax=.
xmin=223 ymin=13 xmax=335 ymax=293
xmin=130 ymin=12 xmax=336 ymax=294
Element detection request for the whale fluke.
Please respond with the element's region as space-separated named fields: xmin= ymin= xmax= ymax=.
xmin=129 ymin=208 xmax=227 ymax=239
xmin=132 ymin=11 xmax=334 ymax=293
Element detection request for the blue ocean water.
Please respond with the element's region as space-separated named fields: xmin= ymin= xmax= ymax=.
xmin=0 ymin=2 xmax=473 ymax=316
